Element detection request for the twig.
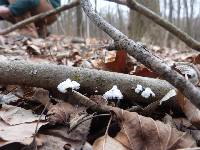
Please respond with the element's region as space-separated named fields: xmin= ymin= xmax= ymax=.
xmin=81 ymin=0 xmax=200 ymax=108
xmin=35 ymin=99 xmax=50 ymax=133
xmin=103 ymin=114 xmax=112 ymax=150
xmin=0 ymin=0 xmax=80 ymax=35
xmin=105 ymin=0 xmax=200 ymax=51
xmin=70 ymin=90 xmax=111 ymax=113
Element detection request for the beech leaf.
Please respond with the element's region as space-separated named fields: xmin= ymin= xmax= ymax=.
xmin=111 ymin=108 xmax=196 ymax=150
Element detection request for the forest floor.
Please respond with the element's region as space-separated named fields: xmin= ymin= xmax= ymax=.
xmin=0 ymin=33 xmax=200 ymax=150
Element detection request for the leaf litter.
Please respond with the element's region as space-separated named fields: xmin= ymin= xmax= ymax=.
xmin=0 ymin=33 xmax=200 ymax=149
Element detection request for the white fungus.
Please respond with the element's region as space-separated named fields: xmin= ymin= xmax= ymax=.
xmin=57 ymin=78 xmax=80 ymax=93
xmin=141 ymin=87 xmax=155 ymax=99
xmin=103 ymin=85 xmax=123 ymax=100
xmin=135 ymin=84 xmax=143 ymax=93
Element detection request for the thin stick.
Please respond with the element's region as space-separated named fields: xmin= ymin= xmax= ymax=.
xmin=35 ymin=99 xmax=50 ymax=134
xmin=71 ymin=90 xmax=111 ymax=113
xmin=103 ymin=115 xmax=112 ymax=150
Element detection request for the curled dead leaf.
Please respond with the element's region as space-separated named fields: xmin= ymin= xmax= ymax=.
xmin=111 ymin=108 xmax=196 ymax=150
xmin=131 ymin=64 xmax=158 ymax=78
xmin=46 ymin=102 xmax=74 ymax=125
xmin=176 ymin=91 xmax=200 ymax=129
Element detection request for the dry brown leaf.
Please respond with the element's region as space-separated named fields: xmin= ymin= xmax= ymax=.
xmin=93 ymin=135 xmax=128 ymax=150
xmin=104 ymin=50 xmax=127 ymax=73
xmin=39 ymin=104 xmax=91 ymax=150
xmin=114 ymin=130 xmax=131 ymax=149
xmin=90 ymin=50 xmax=127 ymax=73
xmin=0 ymin=104 xmax=45 ymax=125
xmin=35 ymin=133 xmax=91 ymax=150
xmin=0 ymin=101 xmax=91 ymax=149
xmin=90 ymin=59 xmax=105 ymax=70
xmin=194 ymin=54 xmax=200 ymax=64
xmin=111 ymin=108 xmax=196 ymax=150
xmin=176 ymin=91 xmax=200 ymax=128
xmin=32 ymin=88 xmax=51 ymax=107
xmin=0 ymin=119 xmax=47 ymax=146
xmin=173 ymin=118 xmax=194 ymax=129
xmin=46 ymin=102 xmax=74 ymax=125
xmin=131 ymin=64 xmax=158 ymax=78
xmin=0 ymin=103 xmax=47 ymax=149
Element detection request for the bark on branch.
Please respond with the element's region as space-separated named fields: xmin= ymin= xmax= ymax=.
xmin=80 ymin=0 xmax=200 ymax=108
xmin=105 ymin=0 xmax=200 ymax=51
xmin=0 ymin=1 xmax=80 ymax=35
xmin=0 ymin=60 xmax=173 ymax=104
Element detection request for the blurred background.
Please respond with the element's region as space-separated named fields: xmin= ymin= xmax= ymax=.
xmin=1 ymin=0 xmax=200 ymax=49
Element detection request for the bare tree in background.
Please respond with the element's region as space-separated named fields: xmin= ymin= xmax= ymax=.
xmin=176 ymin=0 xmax=181 ymax=45
xmin=117 ymin=4 xmax=123 ymax=30
xmin=95 ymin=0 xmax=97 ymax=12
xmin=128 ymin=0 xmax=160 ymax=45
xmin=163 ymin=0 xmax=167 ymax=18
xmin=76 ymin=5 xmax=83 ymax=37
xmin=166 ymin=0 xmax=174 ymax=48
xmin=183 ymin=0 xmax=191 ymax=36
xmin=190 ymin=0 xmax=195 ymax=37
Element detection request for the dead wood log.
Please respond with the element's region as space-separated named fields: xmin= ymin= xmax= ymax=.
xmin=105 ymin=0 xmax=200 ymax=51
xmin=0 ymin=1 xmax=80 ymax=35
xmin=80 ymin=0 xmax=200 ymax=108
xmin=0 ymin=60 xmax=173 ymax=104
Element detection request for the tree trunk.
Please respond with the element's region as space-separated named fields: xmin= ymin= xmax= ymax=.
xmin=95 ymin=0 xmax=97 ymax=12
xmin=175 ymin=0 xmax=181 ymax=46
xmin=128 ymin=0 xmax=160 ymax=44
xmin=67 ymin=0 xmax=72 ymax=35
xmin=117 ymin=4 xmax=123 ymax=31
xmin=190 ymin=0 xmax=195 ymax=37
xmin=76 ymin=6 xmax=83 ymax=37
xmin=166 ymin=0 xmax=174 ymax=48
xmin=183 ymin=0 xmax=191 ymax=36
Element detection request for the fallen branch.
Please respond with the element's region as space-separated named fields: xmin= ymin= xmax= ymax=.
xmin=0 ymin=60 xmax=173 ymax=104
xmin=0 ymin=0 xmax=80 ymax=35
xmin=105 ymin=0 xmax=200 ymax=51
xmin=81 ymin=0 xmax=200 ymax=108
